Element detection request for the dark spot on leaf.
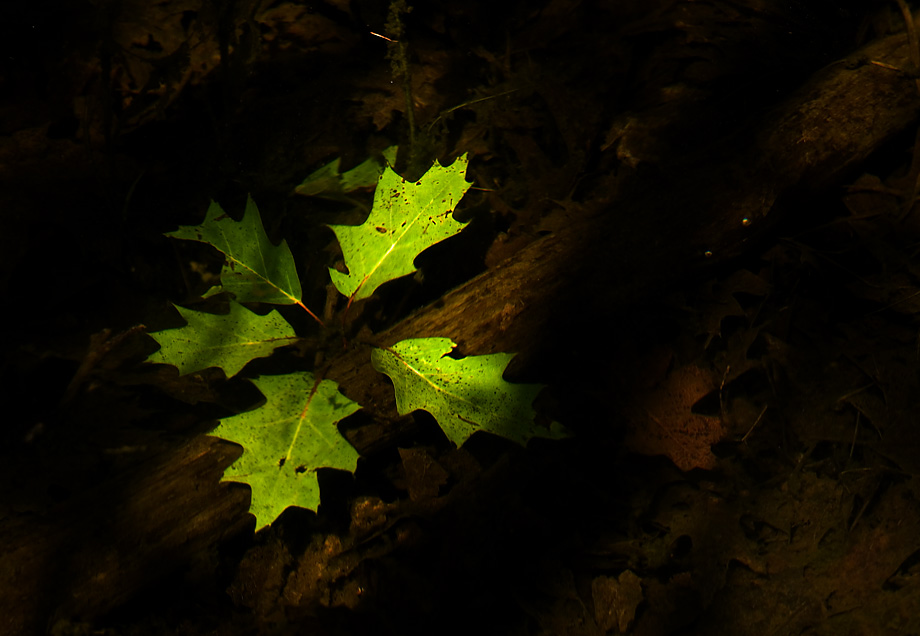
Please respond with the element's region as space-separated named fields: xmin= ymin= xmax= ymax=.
xmin=278 ymin=457 xmax=286 ymax=467
xmin=295 ymin=465 xmax=307 ymax=473
xmin=376 ymin=227 xmax=387 ymax=233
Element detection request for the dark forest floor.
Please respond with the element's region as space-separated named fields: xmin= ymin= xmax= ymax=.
xmin=3 ymin=1 xmax=920 ymax=635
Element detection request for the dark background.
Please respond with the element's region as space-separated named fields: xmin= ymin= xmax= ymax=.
xmin=3 ymin=1 xmax=920 ymax=635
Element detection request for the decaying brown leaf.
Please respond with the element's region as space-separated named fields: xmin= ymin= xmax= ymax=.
xmin=398 ymin=447 xmax=449 ymax=502
xmin=624 ymin=364 xmax=725 ymax=471
xmin=592 ymin=570 xmax=643 ymax=633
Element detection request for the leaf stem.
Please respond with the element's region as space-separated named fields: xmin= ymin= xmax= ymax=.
xmin=296 ymin=299 xmax=325 ymax=327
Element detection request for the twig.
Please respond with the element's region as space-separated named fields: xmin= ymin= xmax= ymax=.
xmin=849 ymin=411 xmax=860 ymax=459
xmin=426 ymin=88 xmax=519 ymax=134
xmin=741 ymin=404 xmax=769 ymax=443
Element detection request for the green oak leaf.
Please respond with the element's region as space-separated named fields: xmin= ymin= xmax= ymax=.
xmin=168 ymin=196 xmax=303 ymax=306
xmin=293 ymin=156 xmax=341 ymax=198
xmin=147 ymin=301 xmax=297 ymax=377
xmin=294 ymin=145 xmax=398 ymax=197
xmin=328 ymin=154 xmax=472 ymax=302
xmin=213 ymin=372 xmax=361 ymax=530
xmin=371 ymin=337 xmax=568 ymax=446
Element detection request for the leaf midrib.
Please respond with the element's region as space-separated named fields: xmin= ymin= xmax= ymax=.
xmin=391 ymin=350 xmax=477 ymax=409
xmin=222 ymin=222 xmax=298 ymax=304
xmin=355 ymin=189 xmax=434 ymax=298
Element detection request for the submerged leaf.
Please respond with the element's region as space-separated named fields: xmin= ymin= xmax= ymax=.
xmin=213 ymin=372 xmax=361 ymax=530
xmin=168 ymin=196 xmax=303 ymax=306
xmin=147 ymin=302 xmax=297 ymax=377
xmin=328 ymin=154 xmax=472 ymax=302
xmin=371 ymin=337 xmax=567 ymax=446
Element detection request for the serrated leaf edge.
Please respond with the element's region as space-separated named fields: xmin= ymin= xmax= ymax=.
xmin=377 ymin=342 xmax=480 ymax=413
xmin=328 ymin=155 xmax=471 ymax=302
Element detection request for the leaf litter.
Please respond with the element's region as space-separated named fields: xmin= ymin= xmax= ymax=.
xmin=591 ymin=165 xmax=920 ymax=634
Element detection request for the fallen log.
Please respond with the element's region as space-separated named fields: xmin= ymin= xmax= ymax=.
xmin=0 ymin=434 xmax=250 ymax=635
xmin=331 ymin=31 xmax=920 ymax=449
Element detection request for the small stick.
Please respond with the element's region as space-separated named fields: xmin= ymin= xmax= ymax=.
xmin=741 ymin=404 xmax=769 ymax=443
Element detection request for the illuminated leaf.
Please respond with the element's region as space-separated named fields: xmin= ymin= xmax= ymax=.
xmin=371 ymin=337 xmax=568 ymax=446
xmin=328 ymin=155 xmax=472 ymax=302
xmin=213 ymin=372 xmax=361 ymax=530
xmin=168 ymin=196 xmax=303 ymax=306
xmin=147 ymin=302 xmax=297 ymax=377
